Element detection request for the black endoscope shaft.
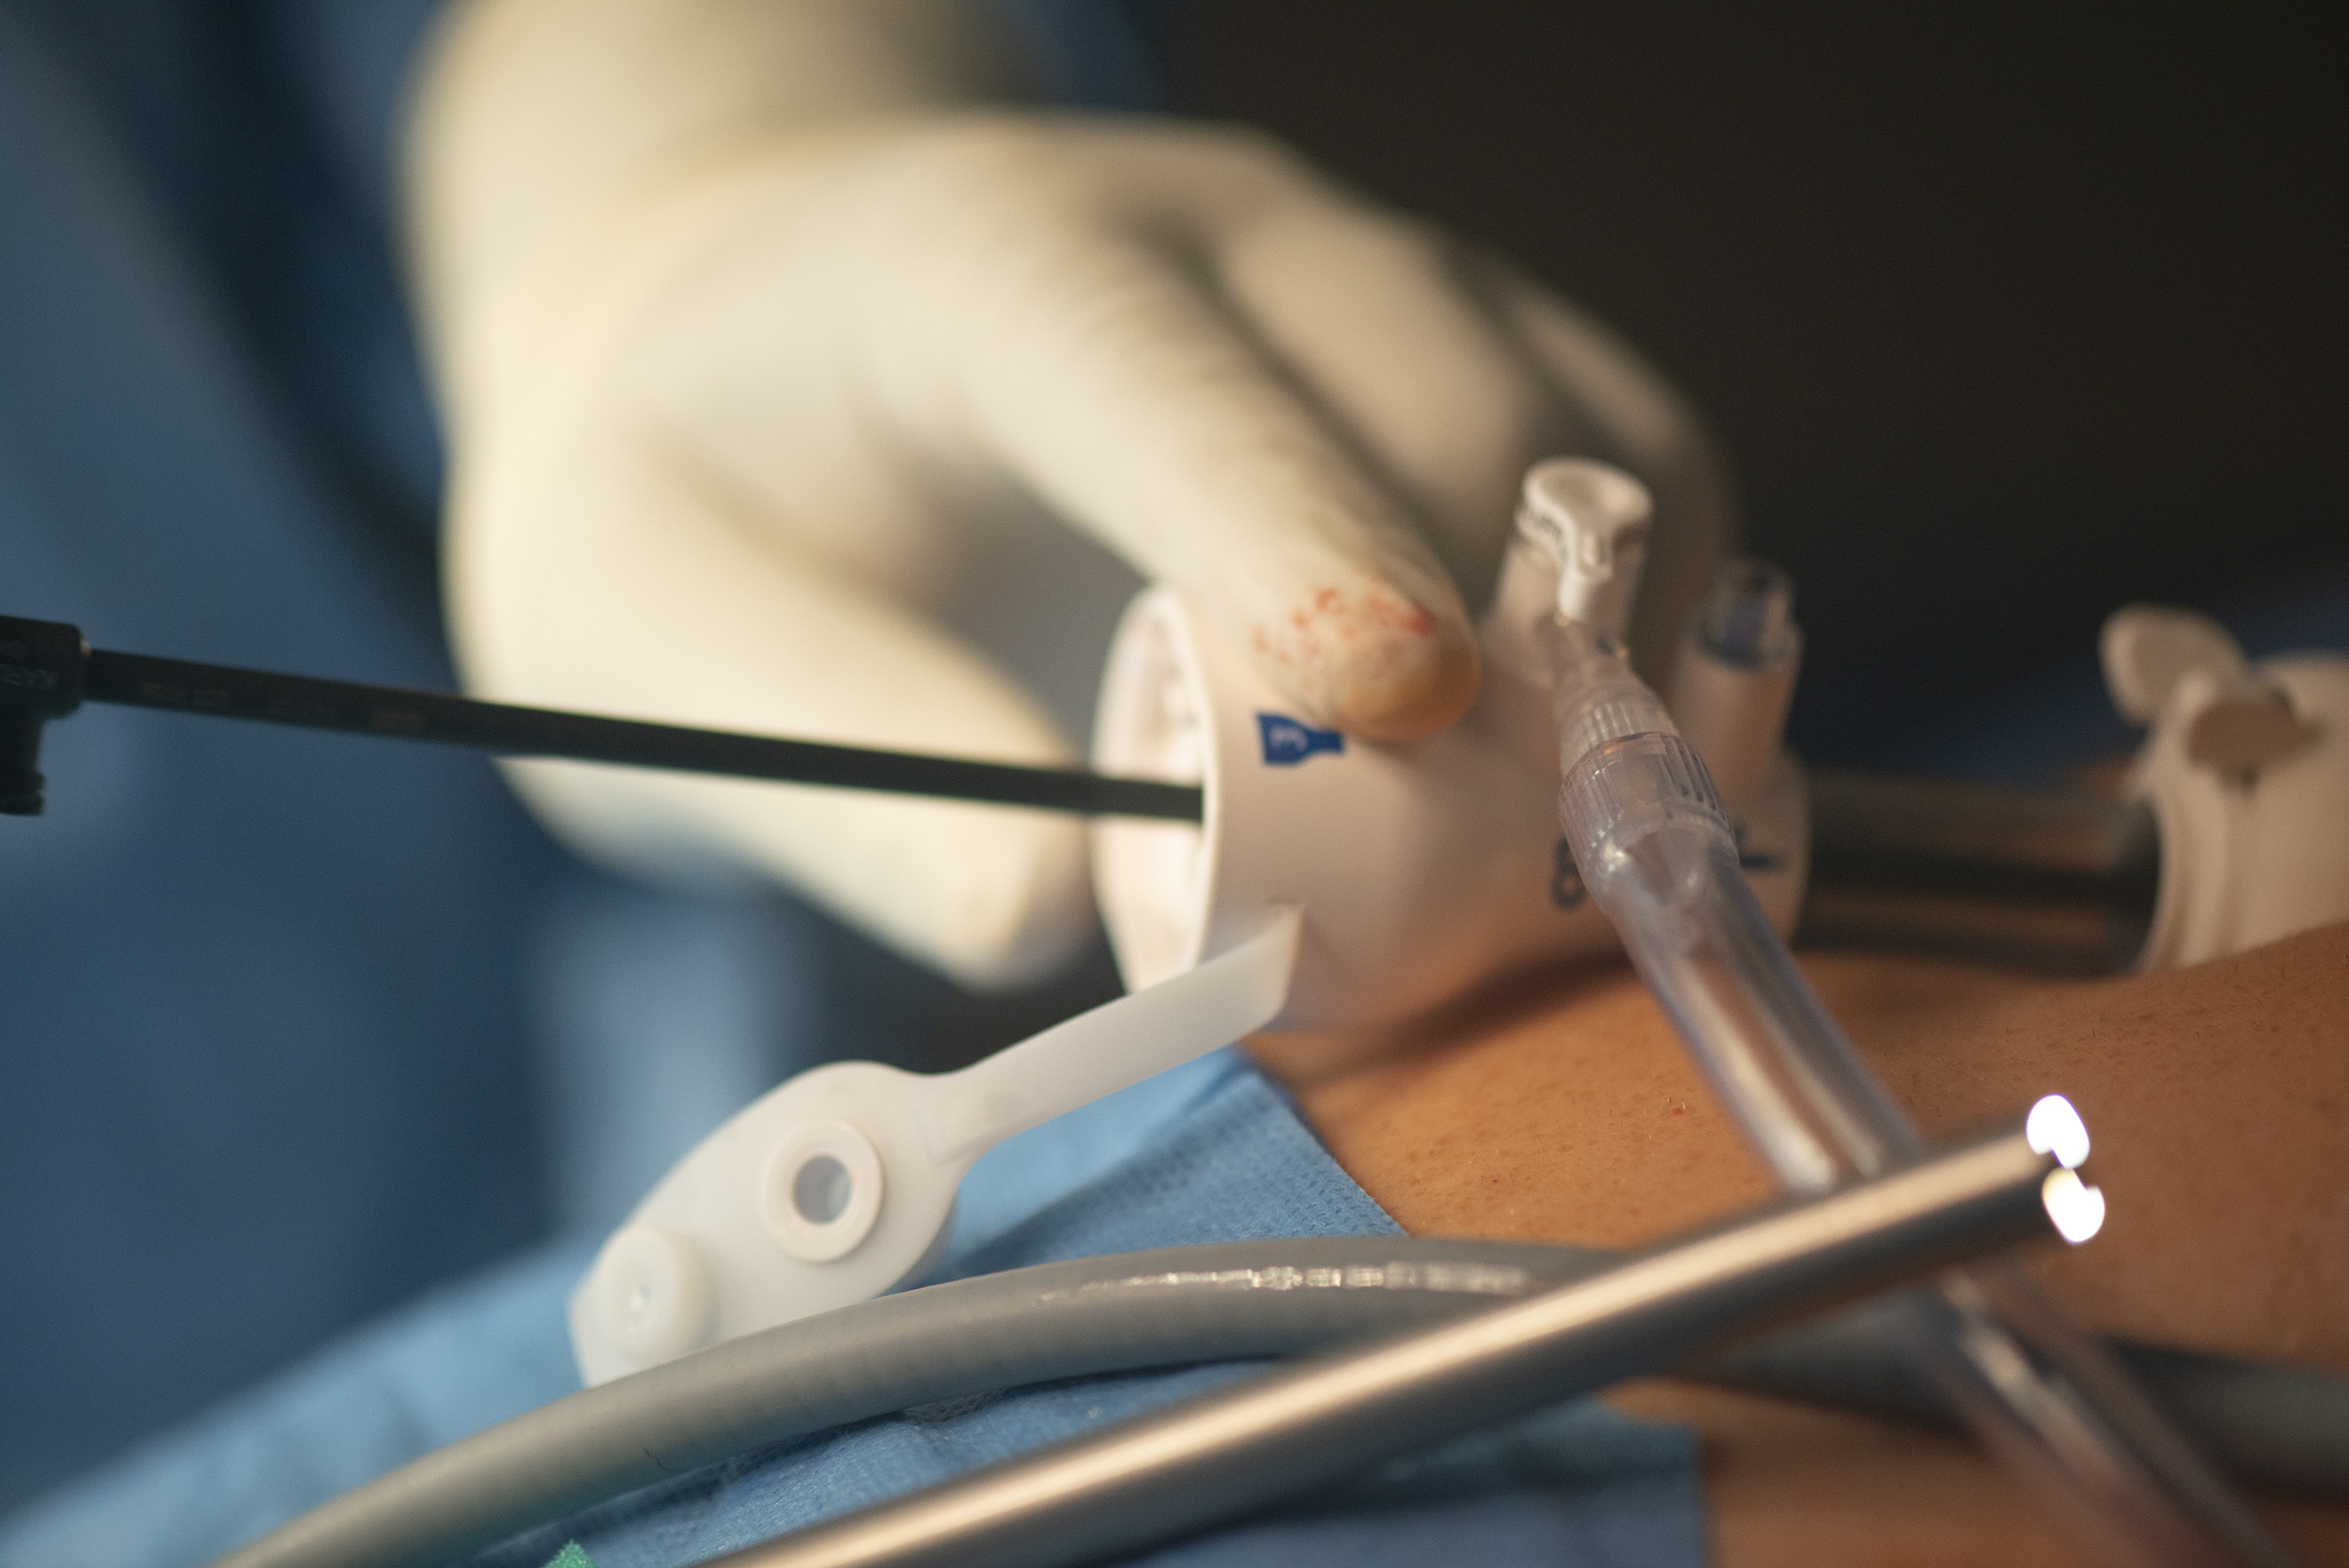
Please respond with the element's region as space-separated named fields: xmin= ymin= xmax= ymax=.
xmin=0 ymin=616 xmax=1203 ymax=822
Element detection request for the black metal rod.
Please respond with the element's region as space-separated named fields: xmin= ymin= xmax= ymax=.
xmin=76 ymin=646 xmax=1205 ymax=823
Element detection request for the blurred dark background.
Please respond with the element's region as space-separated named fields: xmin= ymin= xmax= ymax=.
xmin=1155 ymin=2 xmax=2347 ymax=766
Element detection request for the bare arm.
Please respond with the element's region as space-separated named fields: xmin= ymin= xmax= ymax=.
xmin=1248 ymin=923 xmax=2349 ymax=1563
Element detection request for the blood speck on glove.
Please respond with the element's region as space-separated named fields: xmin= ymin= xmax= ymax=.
xmin=1255 ymin=586 xmax=1437 ymax=663
xmin=1248 ymin=583 xmax=1473 ymax=739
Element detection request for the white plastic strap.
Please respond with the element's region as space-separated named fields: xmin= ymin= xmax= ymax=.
xmin=916 ymin=907 xmax=1302 ymax=1164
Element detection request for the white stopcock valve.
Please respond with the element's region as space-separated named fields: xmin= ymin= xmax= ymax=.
xmin=2102 ymin=604 xmax=2349 ymax=969
xmin=1513 ymin=458 xmax=1654 ymax=641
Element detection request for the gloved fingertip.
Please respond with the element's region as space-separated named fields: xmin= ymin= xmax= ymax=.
xmin=1248 ymin=585 xmax=1480 ymax=742
xmin=1334 ymin=627 xmax=1480 ymax=741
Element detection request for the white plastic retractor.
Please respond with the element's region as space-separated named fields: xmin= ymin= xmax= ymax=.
xmin=568 ymin=907 xmax=1301 ymax=1385
xmin=2101 ymin=604 xmax=2349 ymax=970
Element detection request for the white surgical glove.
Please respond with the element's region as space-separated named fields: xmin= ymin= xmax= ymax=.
xmin=406 ymin=0 xmax=1733 ymax=989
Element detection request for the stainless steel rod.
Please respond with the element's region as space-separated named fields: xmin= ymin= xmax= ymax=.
xmin=702 ymin=1119 xmax=2073 ymax=1568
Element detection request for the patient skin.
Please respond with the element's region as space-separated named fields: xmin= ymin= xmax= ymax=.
xmin=1246 ymin=921 xmax=2349 ymax=1566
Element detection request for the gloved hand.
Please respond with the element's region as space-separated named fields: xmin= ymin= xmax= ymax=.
xmin=407 ymin=0 xmax=1732 ymax=988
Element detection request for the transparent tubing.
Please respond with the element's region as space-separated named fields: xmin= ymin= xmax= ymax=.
xmin=1548 ymin=616 xmax=2294 ymax=1568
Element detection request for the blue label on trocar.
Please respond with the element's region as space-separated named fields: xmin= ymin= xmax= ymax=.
xmin=1256 ymin=713 xmax=1345 ymax=766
